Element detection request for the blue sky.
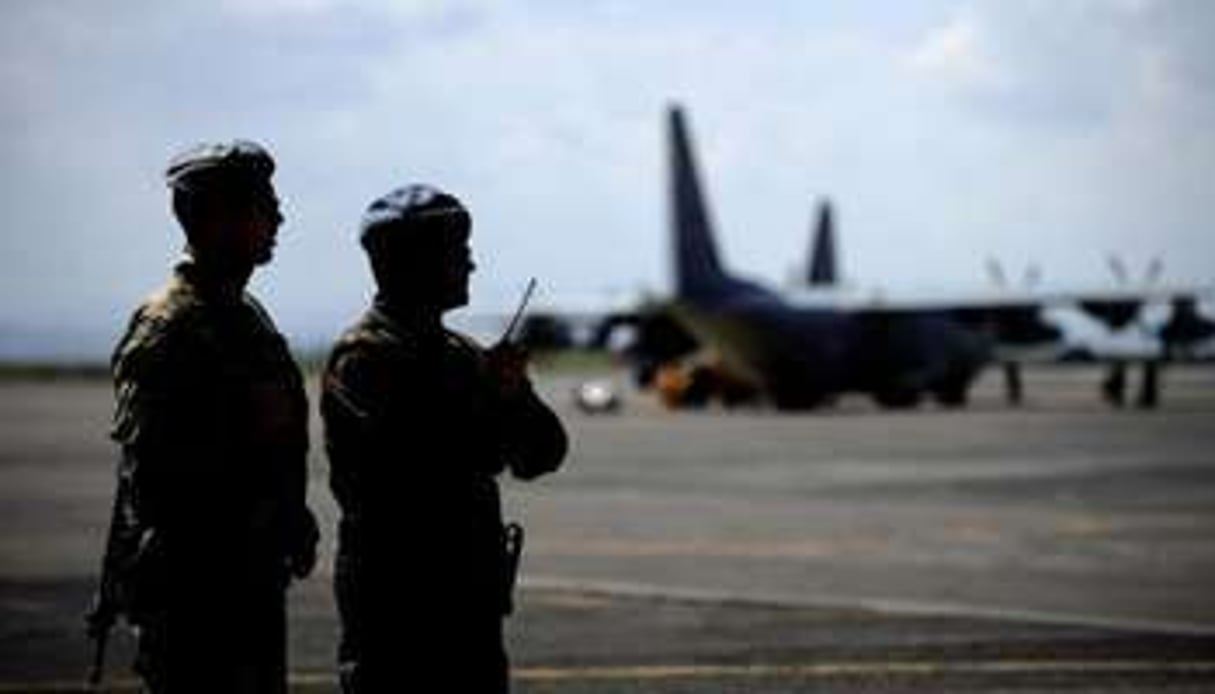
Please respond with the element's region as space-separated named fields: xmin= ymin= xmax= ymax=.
xmin=2 ymin=1 xmax=1213 ymax=357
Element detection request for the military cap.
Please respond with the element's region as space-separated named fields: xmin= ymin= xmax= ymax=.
xmin=165 ymin=140 xmax=275 ymax=191
xmin=359 ymin=184 xmax=470 ymax=251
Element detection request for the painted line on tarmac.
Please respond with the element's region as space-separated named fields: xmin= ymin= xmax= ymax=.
xmin=517 ymin=660 xmax=1215 ymax=681
xmin=7 ymin=661 xmax=1215 ymax=692
xmin=523 ymin=575 xmax=1215 ymax=637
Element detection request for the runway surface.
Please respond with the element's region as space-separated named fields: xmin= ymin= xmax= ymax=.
xmin=2 ymin=364 xmax=1214 ymax=691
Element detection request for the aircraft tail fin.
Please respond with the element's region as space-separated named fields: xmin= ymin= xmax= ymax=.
xmin=668 ymin=104 xmax=728 ymax=300
xmin=807 ymin=199 xmax=837 ymax=286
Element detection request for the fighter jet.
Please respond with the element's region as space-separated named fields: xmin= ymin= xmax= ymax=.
xmin=610 ymin=104 xmax=1213 ymax=410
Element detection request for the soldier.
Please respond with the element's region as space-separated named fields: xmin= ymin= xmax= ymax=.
xmin=88 ymin=141 xmax=319 ymax=693
xmin=321 ymin=185 xmax=568 ymax=692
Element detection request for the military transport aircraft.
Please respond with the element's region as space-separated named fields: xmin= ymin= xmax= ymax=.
xmin=595 ymin=104 xmax=1214 ymax=410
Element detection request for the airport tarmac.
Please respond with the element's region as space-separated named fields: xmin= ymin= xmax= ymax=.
xmin=2 ymin=364 xmax=1214 ymax=691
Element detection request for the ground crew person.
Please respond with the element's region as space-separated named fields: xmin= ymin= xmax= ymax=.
xmin=88 ymin=141 xmax=319 ymax=693
xmin=321 ymin=184 xmax=568 ymax=692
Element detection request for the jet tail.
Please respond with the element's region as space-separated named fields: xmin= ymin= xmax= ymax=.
xmin=807 ymin=199 xmax=837 ymax=286
xmin=669 ymin=104 xmax=728 ymax=300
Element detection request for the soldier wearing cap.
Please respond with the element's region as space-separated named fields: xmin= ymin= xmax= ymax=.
xmin=321 ymin=185 xmax=568 ymax=692
xmin=89 ymin=141 xmax=319 ymax=693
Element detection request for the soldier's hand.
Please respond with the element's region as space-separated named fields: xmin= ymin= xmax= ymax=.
xmin=85 ymin=591 xmax=115 ymax=639
xmin=287 ymin=509 xmax=320 ymax=579
xmin=486 ymin=342 xmax=531 ymax=397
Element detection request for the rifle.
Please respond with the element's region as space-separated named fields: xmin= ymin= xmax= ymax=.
xmin=84 ymin=618 xmax=110 ymax=692
xmin=85 ymin=491 xmax=122 ymax=691
xmin=85 ymin=461 xmax=140 ymax=691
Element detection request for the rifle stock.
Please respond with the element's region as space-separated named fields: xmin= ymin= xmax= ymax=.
xmin=85 ymin=620 xmax=110 ymax=691
xmin=86 ymin=457 xmax=138 ymax=691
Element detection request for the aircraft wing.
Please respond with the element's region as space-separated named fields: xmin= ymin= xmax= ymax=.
xmin=785 ymin=283 xmax=1213 ymax=312
xmin=785 ymin=282 xmax=1215 ymax=360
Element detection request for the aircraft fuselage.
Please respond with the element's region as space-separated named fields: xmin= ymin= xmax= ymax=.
xmin=670 ymin=276 xmax=991 ymax=409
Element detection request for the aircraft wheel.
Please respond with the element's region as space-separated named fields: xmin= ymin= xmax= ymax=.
xmin=683 ymin=366 xmax=717 ymax=408
xmin=873 ymin=389 xmax=922 ymax=409
xmin=934 ymin=387 xmax=969 ymax=408
xmin=933 ymin=375 xmax=971 ymax=408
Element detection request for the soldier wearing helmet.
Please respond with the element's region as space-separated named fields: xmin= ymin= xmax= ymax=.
xmin=90 ymin=141 xmax=319 ymax=693
xmin=321 ymin=184 xmax=568 ymax=692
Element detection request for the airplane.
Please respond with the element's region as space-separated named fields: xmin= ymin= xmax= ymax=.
xmin=596 ymin=104 xmax=1214 ymax=411
xmin=788 ymin=203 xmax=1215 ymax=407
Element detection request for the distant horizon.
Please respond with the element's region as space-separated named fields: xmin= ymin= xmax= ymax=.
xmin=5 ymin=298 xmax=1213 ymax=365
xmin=0 ymin=310 xmax=513 ymax=363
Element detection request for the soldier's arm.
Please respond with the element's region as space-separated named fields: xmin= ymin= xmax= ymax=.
xmin=284 ymin=492 xmax=319 ymax=580
xmin=93 ymin=309 xmax=217 ymax=629
xmin=501 ymin=386 xmax=568 ymax=480
xmin=486 ymin=344 xmax=568 ymax=480
xmin=280 ymin=390 xmax=318 ymax=580
xmin=111 ymin=311 xmax=220 ymax=525
xmin=321 ymin=345 xmax=398 ymax=511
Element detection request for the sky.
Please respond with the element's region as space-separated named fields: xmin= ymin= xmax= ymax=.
xmin=1 ymin=0 xmax=1213 ymax=358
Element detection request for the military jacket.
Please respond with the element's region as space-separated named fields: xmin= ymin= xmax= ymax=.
xmin=108 ymin=258 xmax=311 ymax=610
xmin=321 ymin=303 xmax=567 ymax=619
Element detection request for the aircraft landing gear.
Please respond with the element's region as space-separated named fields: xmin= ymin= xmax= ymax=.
xmin=933 ymin=386 xmax=969 ymax=408
xmin=1102 ymin=361 xmax=1127 ymax=407
xmin=873 ymin=388 xmax=922 ymax=410
xmin=1137 ymin=360 xmax=1160 ymax=410
xmin=933 ymin=369 xmax=974 ymax=409
xmin=1002 ymin=362 xmax=1023 ymax=406
xmin=1102 ymin=360 xmax=1162 ymax=409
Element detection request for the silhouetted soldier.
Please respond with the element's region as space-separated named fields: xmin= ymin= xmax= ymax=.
xmin=88 ymin=141 xmax=319 ymax=693
xmin=321 ymin=185 xmax=568 ymax=692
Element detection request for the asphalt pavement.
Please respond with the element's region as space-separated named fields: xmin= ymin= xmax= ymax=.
xmin=2 ymin=365 xmax=1214 ymax=691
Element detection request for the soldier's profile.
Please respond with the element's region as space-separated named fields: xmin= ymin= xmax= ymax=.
xmin=88 ymin=141 xmax=319 ymax=693
xmin=321 ymin=184 xmax=568 ymax=692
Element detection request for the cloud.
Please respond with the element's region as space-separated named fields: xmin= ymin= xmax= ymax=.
xmin=907 ymin=10 xmax=1001 ymax=91
xmin=221 ymin=0 xmax=345 ymax=16
xmin=883 ymin=0 xmax=1215 ymax=286
xmin=218 ymin=0 xmax=482 ymax=19
xmin=905 ymin=0 xmax=1215 ymax=132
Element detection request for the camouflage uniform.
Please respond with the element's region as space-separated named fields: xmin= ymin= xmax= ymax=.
xmin=106 ymin=256 xmax=316 ymax=693
xmin=322 ymin=302 xmax=567 ymax=693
